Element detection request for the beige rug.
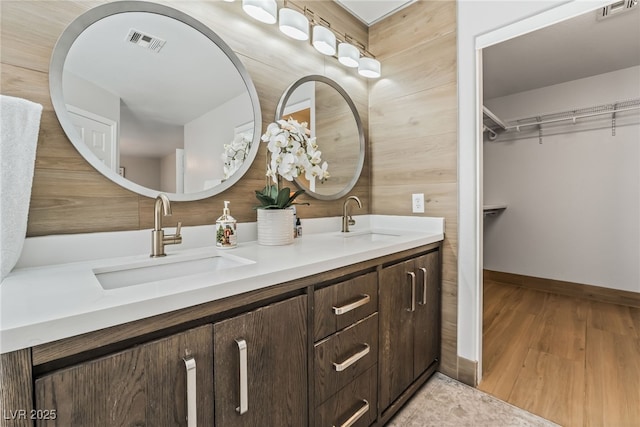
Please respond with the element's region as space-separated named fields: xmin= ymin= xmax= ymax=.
xmin=387 ymin=373 xmax=559 ymax=427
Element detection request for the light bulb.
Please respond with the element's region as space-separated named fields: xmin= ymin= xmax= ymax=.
xmin=242 ymin=0 xmax=277 ymax=24
xmin=358 ymin=57 xmax=381 ymax=78
xmin=338 ymin=42 xmax=359 ymax=68
xmin=279 ymin=8 xmax=309 ymax=40
xmin=312 ymin=25 xmax=336 ymax=56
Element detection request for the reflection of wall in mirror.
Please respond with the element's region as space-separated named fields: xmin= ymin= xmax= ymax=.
xmin=314 ymin=83 xmax=359 ymax=195
xmin=120 ymin=155 xmax=161 ymax=189
xmin=184 ymin=92 xmax=253 ymax=192
xmin=63 ymin=71 xmax=120 ymax=128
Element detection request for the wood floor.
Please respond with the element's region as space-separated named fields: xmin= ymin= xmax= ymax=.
xmin=479 ymin=278 xmax=640 ymax=427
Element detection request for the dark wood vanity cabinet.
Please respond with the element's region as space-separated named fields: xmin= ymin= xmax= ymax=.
xmin=313 ymin=272 xmax=379 ymax=427
xmin=378 ymin=249 xmax=441 ymax=417
xmin=213 ymin=295 xmax=308 ymax=427
xmin=34 ymin=324 xmax=214 ymax=426
xmin=5 ymin=243 xmax=441 ymax=427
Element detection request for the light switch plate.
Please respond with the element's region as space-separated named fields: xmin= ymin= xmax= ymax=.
xmin=412 ymin=193 xmax=425 ymax=213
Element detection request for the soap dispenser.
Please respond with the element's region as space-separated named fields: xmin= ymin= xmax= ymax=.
xmin=216 ymin=201 xmax=237 ymax=249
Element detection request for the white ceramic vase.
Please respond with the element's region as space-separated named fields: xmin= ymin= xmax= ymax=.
xmin=257 ymin=208 xmax=294 ymax=246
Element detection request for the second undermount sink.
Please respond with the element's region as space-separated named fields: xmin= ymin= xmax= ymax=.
xmin=93 ymin=252 xmax=254 ymax=291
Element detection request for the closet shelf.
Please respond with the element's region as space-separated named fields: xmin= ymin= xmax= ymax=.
xmin=483 ymin=204 xmax=507 ymax=217
xmin=483 ymin=106 xmax=507 ymax=140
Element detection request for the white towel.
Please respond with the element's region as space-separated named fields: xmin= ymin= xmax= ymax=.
xmin=1 ymin=95 xmax=43 ymax=282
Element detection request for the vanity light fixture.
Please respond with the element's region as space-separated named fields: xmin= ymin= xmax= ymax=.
xmin=337 ymin=42 xmax=359 ymax=68
xmin=358 ymin=57 xmax=381 ymax=79
xmin=312 ymin=24 xmax=336 ymax=56
xmin=279 ymin=7 xmax=309 ymax=40
xmin=237 ymin=0 xmax=381 ymax=78
xmin=242 ymin=0 xmax=277 ymax=24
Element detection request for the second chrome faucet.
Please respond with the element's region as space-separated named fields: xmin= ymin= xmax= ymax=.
xmin=151 ymin=193 xmax=182 ymax=257
xmin=341 ymin=195 xmax=362 ymax=233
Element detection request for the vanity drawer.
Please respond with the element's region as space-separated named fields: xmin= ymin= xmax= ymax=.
xmin=315 ymin=364 xmax=377 ymax=427
xmin=315 ymin=313 xmax=378 ymax=406
xmin=314 ymin=271 xmax=377 ymax=341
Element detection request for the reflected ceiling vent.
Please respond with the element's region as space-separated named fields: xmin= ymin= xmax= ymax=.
xmin=597 ymin=0 xmax=638 ymax=20
xmin=126 ymin=29 xmax=166 ymax=53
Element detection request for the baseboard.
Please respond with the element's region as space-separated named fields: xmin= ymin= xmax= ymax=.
xmin=457 ymin=356 xmax=478 ymax=387
xmin=484 ymin=270 xmax=640 ymax=308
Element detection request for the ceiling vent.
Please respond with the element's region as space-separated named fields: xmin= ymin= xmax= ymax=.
xmin=126 ymin=29 xmax=166 ymax=53
xmin=597 ymin=0 xmax=638 ymax=20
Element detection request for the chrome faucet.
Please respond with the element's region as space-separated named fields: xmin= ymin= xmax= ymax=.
xmin=341 ymin=195 xmax=362 ymax=233
xmin=151 ymin=193 xmax=182 ymax=257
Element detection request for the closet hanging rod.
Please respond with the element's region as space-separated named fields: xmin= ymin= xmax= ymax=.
xmin=505 ymin=104 xmax=640 ymax=131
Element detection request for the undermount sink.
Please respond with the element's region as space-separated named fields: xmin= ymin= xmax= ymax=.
xmin=93 ymin=253 xmax=254 ymax=290
xmin=339 ymin=230 xmax=400 ymax=242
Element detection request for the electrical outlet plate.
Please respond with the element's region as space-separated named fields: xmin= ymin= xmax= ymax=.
xmin=412 ymin=193 xmax=425 ymax=213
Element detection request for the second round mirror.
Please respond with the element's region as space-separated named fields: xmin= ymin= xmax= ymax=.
xmin=276 ymin=75 xmax=365 ymax=200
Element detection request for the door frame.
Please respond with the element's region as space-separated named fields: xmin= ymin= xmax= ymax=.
xmin=473 ymin=0 xmax=612 ymax=382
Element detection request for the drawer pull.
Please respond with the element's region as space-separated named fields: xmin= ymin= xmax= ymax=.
xmin=183 ymin=356 xmax=197 ymax=427
xmin=407 ymin=271 xmax=416 ymax=312
xmin=333 ymin=399 xmax=370 ymax=427
xmin=333 ymin=344 xmax=370 ymax=372
xmin=419 ymin=267 xmax=428 ymax=305
xmin=332 ymin=294 xmax=371 ymax=315
xmin=235 ymin=338 xmax=248 ymax=415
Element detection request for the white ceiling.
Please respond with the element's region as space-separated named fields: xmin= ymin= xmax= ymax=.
xmin=334 ymin=0 xmax=416 ymax=26
xmin=336 ymin=1 xmax=639 ymax=100
xmin=483 ymin=5 xmax=640 ymax=99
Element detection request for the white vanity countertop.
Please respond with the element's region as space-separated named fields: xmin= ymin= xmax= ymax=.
xmin=0 ymin=215 xmax=444 ymax=354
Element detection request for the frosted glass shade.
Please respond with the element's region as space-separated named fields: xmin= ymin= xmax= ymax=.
xmin=279 ymin=8 xmax=309 ymax=40
xmin=312 ymin=25 xmax=336 ymax=56
xmin=242 ymin=0 xmax=277 ymax=24
xmin=358 ymin=57 xmax=381 ymax=78
xmin=338 ymin=43 xmax=359 ymax=68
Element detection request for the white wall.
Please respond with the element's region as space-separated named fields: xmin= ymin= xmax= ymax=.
xmin=484 ymin=66 xmax=640 ymax=292
xmin=119 ymin=155 xmax=161 ymax=190
xmin=184 ymin=92 xmax=253 ymax=193
xmin=457 ymin=0 xmax=612 ymax=372
xmin=161 ymin=150 xmax=177 ymax=194
xmin=62 ymin=71 xmax=120 ymax=125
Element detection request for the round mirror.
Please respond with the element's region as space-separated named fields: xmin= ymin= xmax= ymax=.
xmin=276 ymin=75 xmax=365 ymax=200
xmin=49 ymin=2 xmax=261 ymax=201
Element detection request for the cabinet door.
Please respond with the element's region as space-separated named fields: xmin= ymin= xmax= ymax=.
xmin=213 ymin=295 xmax=307 ymax=427
xmin=413 ymin=251 xmax=440 ymax=377
xmin=34 ymin=324 xmax=214 ymax=427
xmin=378 ymin=259 xmax=415 ymax=412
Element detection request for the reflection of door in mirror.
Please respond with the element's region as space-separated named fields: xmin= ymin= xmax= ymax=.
xmin=67 ymin=105 xmax=117 ymax=171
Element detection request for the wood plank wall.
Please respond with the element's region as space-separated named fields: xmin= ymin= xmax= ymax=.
xmin=0 ymin=0 xmax=370 ymax=236
xmin=369 ymin=0 xmax=459 ymax=379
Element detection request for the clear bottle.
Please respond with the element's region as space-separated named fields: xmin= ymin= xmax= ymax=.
xmin=296 ymin=217 xmax=302 ymax=237
xmin=216 ymin=201 xmax=237 ymax=249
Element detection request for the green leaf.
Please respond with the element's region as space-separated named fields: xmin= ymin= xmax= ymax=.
xmin=276 ymin=188 xmax=291 ymax=208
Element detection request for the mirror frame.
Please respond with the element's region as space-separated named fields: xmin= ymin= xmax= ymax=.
xmin=49 ymin=1 xmax=262 ymax=201
xmin=275 ymin=75 xmax=365 ymax=201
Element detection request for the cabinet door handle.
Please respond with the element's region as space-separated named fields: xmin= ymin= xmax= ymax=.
xmin=333 ymin=399 xmax=370 ymax=427
xmin=332 ymin=344 xmax=370 ymax=372
xmin=407 ymin=271 xmax=416 ymax=312
xmin=332 ymin=294 xmax=371 ymax=315
xmin=419 ymin=267 xmax=428 ymax=305
xmin=235 ymin=338 xmax=248 ymax=415
xmin=183 ymin=356 xmax=197 ymax=427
